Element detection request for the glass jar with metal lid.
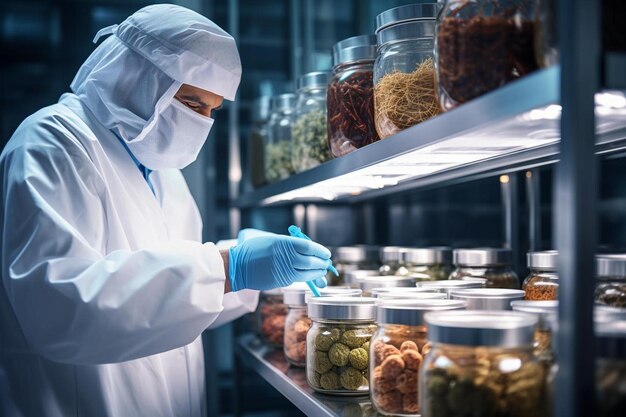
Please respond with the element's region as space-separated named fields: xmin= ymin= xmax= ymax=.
xmin=291 ymin=72 xmax=333 ymax=173
xmin=416 ymin=279 xmax=486 ymax=298
xmin=397 ymin=247 xmax=453 ymax=281
xmin=449 ymin=288 xmax=525 ymax=310
xmin=450 ymin=248 xmax=519 ymax=289
xmin=344 ymin=269 xmax=380 ymax=288
xmin=371 ymin=287 xmax=445 ymax=300
xmin=282 ymin=285 xmax=362 ymax=367
xmin=256 ymin=289 xmax=288 ymax=347
xmin=511 ymin=300 xmax=558 ymax=365
xmin=248 ymin=96 xmax=271 ymax=188
xmin=523 ymin=250 xmax=559 ymax=301
xmin=265 ymin=93 xmax=296 ymax=182
xmin=435 ymin=0 xmax=539 ymax=111
xmin=595 ymin=254 xmax=626 ymax=307
xmin=595 ymin=306 xmax=626 ymax=417
xmin=420 ymin=310 xmax=547 ymax=417
xmin=379 ymin=246 xmax=405 ymax=275
xmin=371 ymin=299 xmax=466 ymax=416
xmin=306 ymin=296 xmax=377 ymax=395
xmin=331 ymin=246 xmax=380 ymax=286
xmin=328 ymin=35 xmax=379 ymax=157
xmin=374 ymin=4 xmax=441 ymax=139
xmin=357 ymin=275 xmax=417 ymax=297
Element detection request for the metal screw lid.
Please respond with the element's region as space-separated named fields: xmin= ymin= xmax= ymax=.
xmin=402 ymin=247 xmax=452 ymax=265
xmin=344 ymin=269 xmax=380 ymax=285
xmin=376 ymin=299 xmax=467 ymax=326
xmin=377 ymin=19 xmax=436 ymax=47
xmin=332 ymin=34 xmax=377 ymax=67
xmin=282 ymin=284 xmax=362 ymax=306
xmin=425 ymin=310 xmax=537 ymax=347
xmin=380 ymin=246 xmax=405 ymax=263
xmin=296 ymin=71 xmax=330 ymax=92
xmin=334 ymin=246 xmax=380 ymax=263
xmin=357 ymin=275 xmax=416 ymax=293
xmin=371 ymin=286 xmax=440 ymax=298
xmin=376 ymin=291 xmax=447 ymax=301
xmin=511 ymin=300 xmax=558 ymax=330
xmin=270 ymin=93 xmax=296 ymax=112
xmin=450 ymin=288 xmax=526 ymax=300
xmin=416 ymin=279 xmax=486 ymax=295
xmin=596 ymin=254 xmax=626 ymax=278
xmin=527 ymin=250 xmax=558 ymax=270
xmin=375 ymin=3 xmax=439 ymax=33
xmin=453 ymin=248 xmax=513 ymax=267
xmin=307 ymin=296 xmax=377 ymax=321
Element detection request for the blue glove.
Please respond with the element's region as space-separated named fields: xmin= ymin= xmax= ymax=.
xmin=229 ymin=235 xmax=331 ymax=291
xmin=237 ymin=228 xmax=276 ymax=245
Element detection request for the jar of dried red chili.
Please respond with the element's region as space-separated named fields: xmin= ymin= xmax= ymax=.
xmin=327 ymin=35 xmax=379 ymax=157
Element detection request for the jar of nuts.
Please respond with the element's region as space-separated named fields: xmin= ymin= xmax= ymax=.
xmin=256 ymin=289 xmax=288 ymax=347
xmin=306 ymin=296 xmax=377 ymax=395
xmin=371 ymin=299 xmax=466 ymax=416
xmin=595 ymin=254 xmax=626 ymax=307
xmin=523 ymin=251 xmax=559 ymax=301
xmin=282 ymin=285 xmax=362 ymax=367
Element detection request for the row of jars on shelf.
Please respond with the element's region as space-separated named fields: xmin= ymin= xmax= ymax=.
xmin=254 ymin=284 xmax=625 ymax=417
xmin=250 ymin=0 xmax=560 ymax=187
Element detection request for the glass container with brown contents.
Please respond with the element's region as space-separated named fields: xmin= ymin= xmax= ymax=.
xmin=370 ymin=299 xmax=466 ymax=416
xmin=596 ymin=254 xmax=626 ymax=307
xmin=510 ymin=300 xmax=558 ymax=366
xmin=450 ymin=248 xmax=519 ymax=289
xmin=306 ymin=296 xmax=377 ymax=395
xmin=421 ymin=310 xmax=547 ymax=417
xmin=328 ymin=35 xmax=379 ymax=157
xmin=435 ymin=0 xmax=539 ymax=110
xmin=398 ymin=247 xmax=453 ymax=281
xmin=256 ymin=289 xmax=288 ymax=347
xmin=373 ymin=4 xmax=441 ymax=139
xmin=524 ymin=251 xmax=559 ymax=301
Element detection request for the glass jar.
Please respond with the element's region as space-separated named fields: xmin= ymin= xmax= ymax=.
xmin=248 ymin=96 xmax=271 ymax=189
xmin=371 ymin=287 xmax=445 ymax=300
xmin=374 ymin=4 xmax=441 ymax=139
xmin=265 ymin=93 xmax=296 ymax=182
xmin=328 ymin=35 xmax=379 ymax=157
xmin=282 ymin=284 xmax=362 ymax=367
xmin=595 ymin=306 xmax=626 ymax=417
xmin=416 ymin=279 xmax=486 ymax=298
xmin=256 ymin=289 xmax=288 ymax=347
xmin=357 ymin=275 xmax=417 ymax=297
xmin=450 ymin=288 xmax=525 ymax=310
xmin=371 ymin=299 xmax=466 ymax=416
xmin=344 ymin=270 xmax=380 ymax=289
xmin=523 ymin=251 xmax=559 ymax=301
xmin=291 ymin=72 xmax=332 ymax=173
xmin=511 ymin=300 xmax=558 ymax=365
xmin=306 ymin=296 xmax=377 ymax=395
xmin=398 ymin=247 xmax=453 ymax=281
xmin=536 ymin=0 xmax=558 ymax=68
xmin=379 ymin=246 xmax=405 ymax=275
xmin=596 ymin=254 xmax=626 ymax=307
xmin=421 ymin=311 xmax=547 ymax=417
xmin=333 ymin=246 xmax=381 ymax=286
xmin=450 ymin=248 xmax=520 ymax=289
xmin=435 ymin=0 xmax=539 ymax=110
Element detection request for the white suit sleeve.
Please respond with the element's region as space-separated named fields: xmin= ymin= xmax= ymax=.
xmin=1 ymin=143 xmax=227 ymax=365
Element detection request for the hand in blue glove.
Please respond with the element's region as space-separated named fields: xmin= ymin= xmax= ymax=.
xmin=229 ymin=235 xmax=331 ymax=291
xmin=237 ymin=228 xmax=276 ymax=245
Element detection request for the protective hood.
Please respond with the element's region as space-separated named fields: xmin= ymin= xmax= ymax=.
xmin=70 ymin=4 xmax=241 ymax=143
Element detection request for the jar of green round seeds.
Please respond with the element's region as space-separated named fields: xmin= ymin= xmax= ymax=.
xmin=306 ymin=296 xmax=377 ymax=395
xmin=292 ymin=72 xmax=332 ymax=173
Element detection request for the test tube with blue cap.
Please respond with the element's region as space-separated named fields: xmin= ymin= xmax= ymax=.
xmin=288 ymin=225 xmax=338 ymax=297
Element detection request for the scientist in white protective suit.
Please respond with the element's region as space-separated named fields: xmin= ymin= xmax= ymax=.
xmin=0 ymin=4 xmax=331 ymax=417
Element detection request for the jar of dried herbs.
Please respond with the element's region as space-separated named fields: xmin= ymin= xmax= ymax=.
xmin=248 ymin=96 xmax=271 ymax=188
xmin=523 ymin=251 xmax=559 ymax=301
xmin=450 ymin=248 xmax=520 ymax=289
xmin=291 ymin=72 xmax=332 ymax=173
xmin=328 ymin=35 xmax=379 ymax=157
xmin=421 ymin=310 xmax=548 ymax=417
xmin=265 ymin=93 xmax=296 ymax=182
xmin=595 ymin=254 xmax=626 ymax=307
xmin=398 ymin=247 xmax=453 ymax=281
xmin=435 ymin=0 xmax=539 ymax=110
xmin=379 ymin=246 xmax=405 ymax=276
xmin=373 ymin=4 xmax=442 ymax=139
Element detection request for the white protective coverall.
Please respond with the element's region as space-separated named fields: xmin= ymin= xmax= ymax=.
xmin=0 ymin=5 xmax=257 ymax=417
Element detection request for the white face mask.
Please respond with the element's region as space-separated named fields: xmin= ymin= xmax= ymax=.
xmin=126 ymin=98 xmax=214 ymax=170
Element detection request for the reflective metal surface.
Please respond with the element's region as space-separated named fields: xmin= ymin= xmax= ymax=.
xmin=449 ymin=288 xmax=525 ymax=310
xmin=376 ymin=299 xmax=467 ymax=326
xmin=307 ymin=296 xmax=377 ymax=320
xmin=453 ymin=248 xmax=513 ymax=267
xmin=527 ymin=250 xmax=559 ymax=270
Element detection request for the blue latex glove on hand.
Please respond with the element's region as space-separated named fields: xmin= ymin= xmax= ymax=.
xmin=237 ymin=228 xmax=276 ymax=245
xmin=229 ymin=235 xmax=331 ymax=291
